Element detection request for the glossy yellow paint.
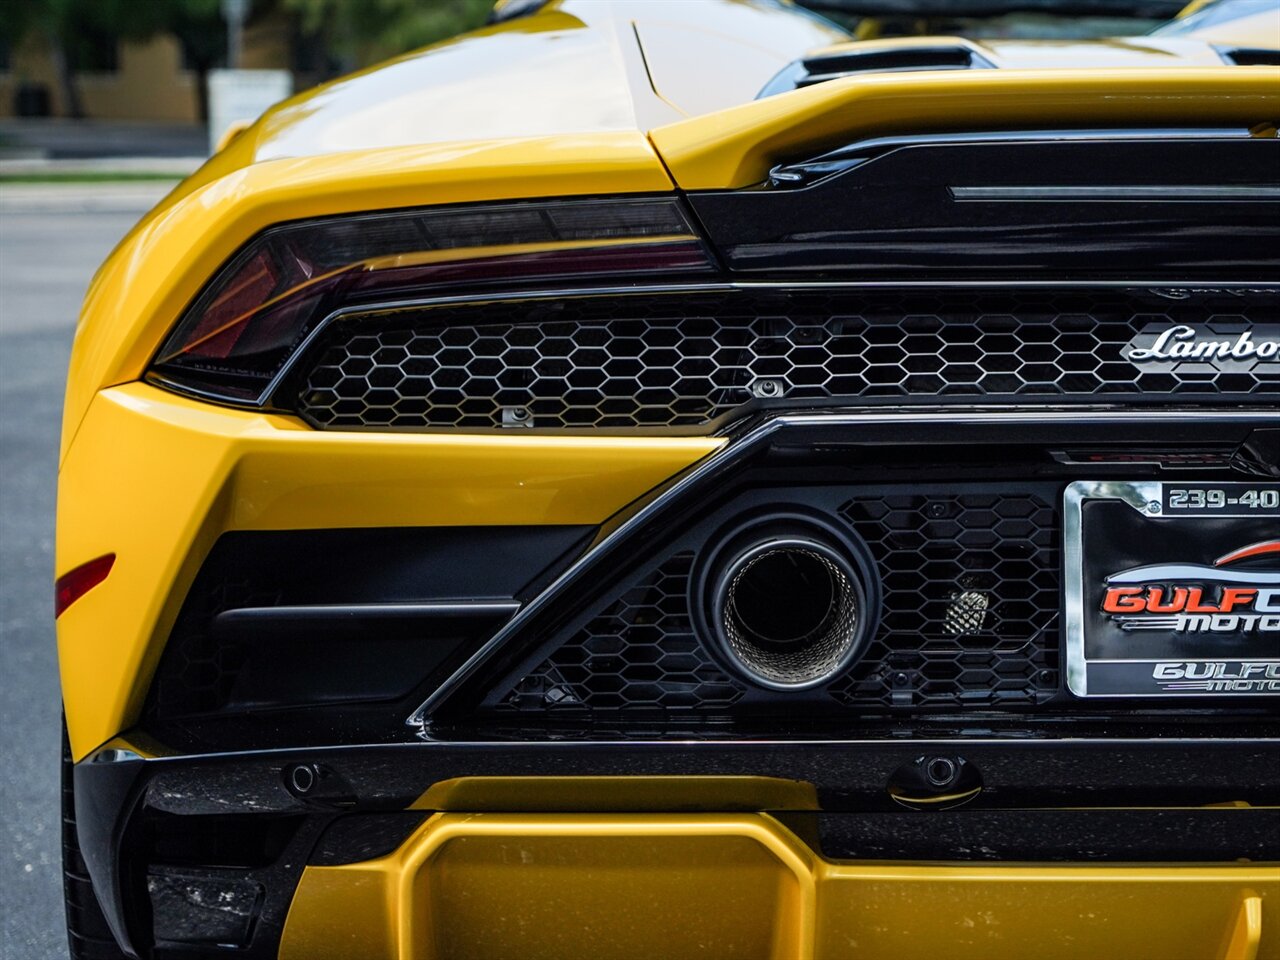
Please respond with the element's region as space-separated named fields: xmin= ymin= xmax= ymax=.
xmin=1227 ymin=896 xmax=1267 ymax=960
xmin=1177 ymin=0 xmax=1220 ymax=16
xmin=60 ymin=132 xmax=673 ymax=462
xmin=280 ymin=811 xmax=1278 ymax=960
xmin=625 ymin=0 xmax=847 ymax=117
xmin=56 ymin=383 xmax=721 ymax=760
xmin=197 ymin=0 xmax=845 ymax=173
xmin=652 ymin=67 xmax=1280 ymax=190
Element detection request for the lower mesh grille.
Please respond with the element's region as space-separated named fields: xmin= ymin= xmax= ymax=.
xmin=292 ymin=290 xmax=1280 ymax=430
xmin=495 ymin=490 xmax=1060 ymax=716
xmin=502 ymin=554 xmax=747 ymax=712
xmin=830 ymin=492 xmax=1060 ymax=708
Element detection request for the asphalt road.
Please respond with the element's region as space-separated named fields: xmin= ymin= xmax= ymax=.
xmin=1 ymin=184 xmax=172 ymax=958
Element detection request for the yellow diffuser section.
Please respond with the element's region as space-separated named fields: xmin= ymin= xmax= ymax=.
xmin=281 ymin=812 xmax=1275 ymax=960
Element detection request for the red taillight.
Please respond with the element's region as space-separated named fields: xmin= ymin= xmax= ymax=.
xmin=177 ymin=246 xmax=283 ymax=360
xmin=148 ymin=198 xmax=713 ymax=404
xmin=55 ymin=554 xmax=115 ymax=618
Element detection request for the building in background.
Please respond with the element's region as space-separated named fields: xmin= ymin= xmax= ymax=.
xmin=0 ymin=0 xmax=491 ymax=159
xmin=0 ymin=0 xmax=494 ymax=125
xmin=0 ymin=9 xmax=325 ymax=123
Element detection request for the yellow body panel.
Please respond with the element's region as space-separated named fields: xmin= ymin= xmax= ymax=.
xmin=56 ymin=384 xmax=720 ymax=759
xmin=280 ymin=811 xmax=1278 ymax=960
xmin=1178 ymin=0 xmax=1220 ymax=15
xmin=651 ymin=67 xmax=1280 ymax=190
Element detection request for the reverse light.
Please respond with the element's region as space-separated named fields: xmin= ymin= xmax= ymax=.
xmin=147 ymin=198 xmax=712 ymax=405
xmin=55 ymin=554 xmax=115 ymax=618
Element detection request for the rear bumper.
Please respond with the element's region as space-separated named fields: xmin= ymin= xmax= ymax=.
xmin=55 ymin=383 xmax=718 ymax=761
xmin=76 ymin=736 xmax=1280 ymax=958
xmin=61 ymin=390 xmax=1280 ymax=957
xmin=280 ymin=811 xmax=1275 ymax=960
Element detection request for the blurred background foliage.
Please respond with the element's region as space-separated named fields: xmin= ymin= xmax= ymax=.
xmin=3 ymin=0 xmax=229 ymax=117
xmin=283 ymin=0 xmax=493 ymax=67
xmin=1 ymin=0 xmax=495 ymax=71
xmin=0 ymin=0 xmax=494 ymax=118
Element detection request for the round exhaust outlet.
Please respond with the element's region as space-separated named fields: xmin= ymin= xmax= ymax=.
xmin=704 ymin=524 xmax=872 ymax=690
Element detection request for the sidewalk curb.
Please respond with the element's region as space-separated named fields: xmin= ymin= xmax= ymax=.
xmin=0 ymin=156 xmax=204 ymax=177
xmin=0 ymin=182 xmax=177 ymax=214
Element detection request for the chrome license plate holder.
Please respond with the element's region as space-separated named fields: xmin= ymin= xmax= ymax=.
xmin=1063 ymin=480 xmax=1280 ymax=698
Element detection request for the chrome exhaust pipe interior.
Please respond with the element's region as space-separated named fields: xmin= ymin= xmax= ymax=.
xmin=708 ymin=532 xmax=868 ymax=689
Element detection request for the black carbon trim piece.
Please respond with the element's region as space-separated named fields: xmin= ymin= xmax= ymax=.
xmin=90 ymin=732 xmax=1280 ymax=818
xmin=692 ymin=136 xmax=1280 ymax=279
xmin=309 ymin=812 xmax=430 ymax=866
xmin=799 ymin=808 xmax=1280 ymax=862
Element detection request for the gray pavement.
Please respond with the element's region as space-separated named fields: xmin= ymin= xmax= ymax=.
xmin=0 ymin=119 xmax=209 ymax=160
xmin=1 ymin=188 xmax=156 ymax=958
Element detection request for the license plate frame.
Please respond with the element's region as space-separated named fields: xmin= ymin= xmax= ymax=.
xmin=1063 ymin=480 xmax=1280 ymax=698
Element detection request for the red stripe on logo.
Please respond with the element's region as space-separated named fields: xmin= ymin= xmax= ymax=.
xmin=1214 ymin=541 xmax=1280 ymax=567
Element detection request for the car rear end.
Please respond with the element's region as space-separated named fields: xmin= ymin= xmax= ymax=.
xmin=57 ymin=5 xmax=1280 ymax=958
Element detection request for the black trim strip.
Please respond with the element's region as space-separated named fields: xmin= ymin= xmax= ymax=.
xmin=213 ymin=601 xmax=519 ymax=639
xmin=802 ymin=808 xmax=1280 ymax=862
xmin=950 ymin=185 xmax=1280 ymax=201
xmin=88 ymin=734 xmax=1280 ymax=815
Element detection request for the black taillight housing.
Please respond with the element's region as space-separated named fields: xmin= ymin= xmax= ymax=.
xmin=148 ymin=198 xmax=712 ymax=404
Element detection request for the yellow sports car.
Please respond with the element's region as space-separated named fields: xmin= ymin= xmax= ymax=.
xmin=57 ymin=0 xmax=1279 ymax=957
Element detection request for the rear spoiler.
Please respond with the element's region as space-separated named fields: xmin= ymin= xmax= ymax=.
xmin=648 ymin=67 xmax=1280 ymax=189
xmin=797 ymin=0 xmax=1185 ymax=17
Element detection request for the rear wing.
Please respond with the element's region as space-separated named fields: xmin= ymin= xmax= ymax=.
xmin=648 ymin=67 xmax=1280 ymax=189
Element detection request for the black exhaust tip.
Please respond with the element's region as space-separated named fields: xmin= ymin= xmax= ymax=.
xmin=705 ymin=524 xmax=871 ymax=689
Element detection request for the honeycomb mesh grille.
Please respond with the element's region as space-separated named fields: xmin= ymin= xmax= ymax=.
xmin=497 ymin=490 xmax=1060 ymax=716
xmin=293 ymin=291 xmax=1279 ymax=430
xmin=501 ymin=554 xmax=747 ymax=713
xmin=830 ymin=492 xmax=1060 ymax=708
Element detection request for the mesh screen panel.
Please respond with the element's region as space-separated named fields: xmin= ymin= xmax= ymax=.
xmin=294 ymin=290 xmax=1279 ymax=430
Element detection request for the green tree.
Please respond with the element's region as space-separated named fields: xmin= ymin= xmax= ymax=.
xmin=285 ymin=0 xmax=492 ymax=70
